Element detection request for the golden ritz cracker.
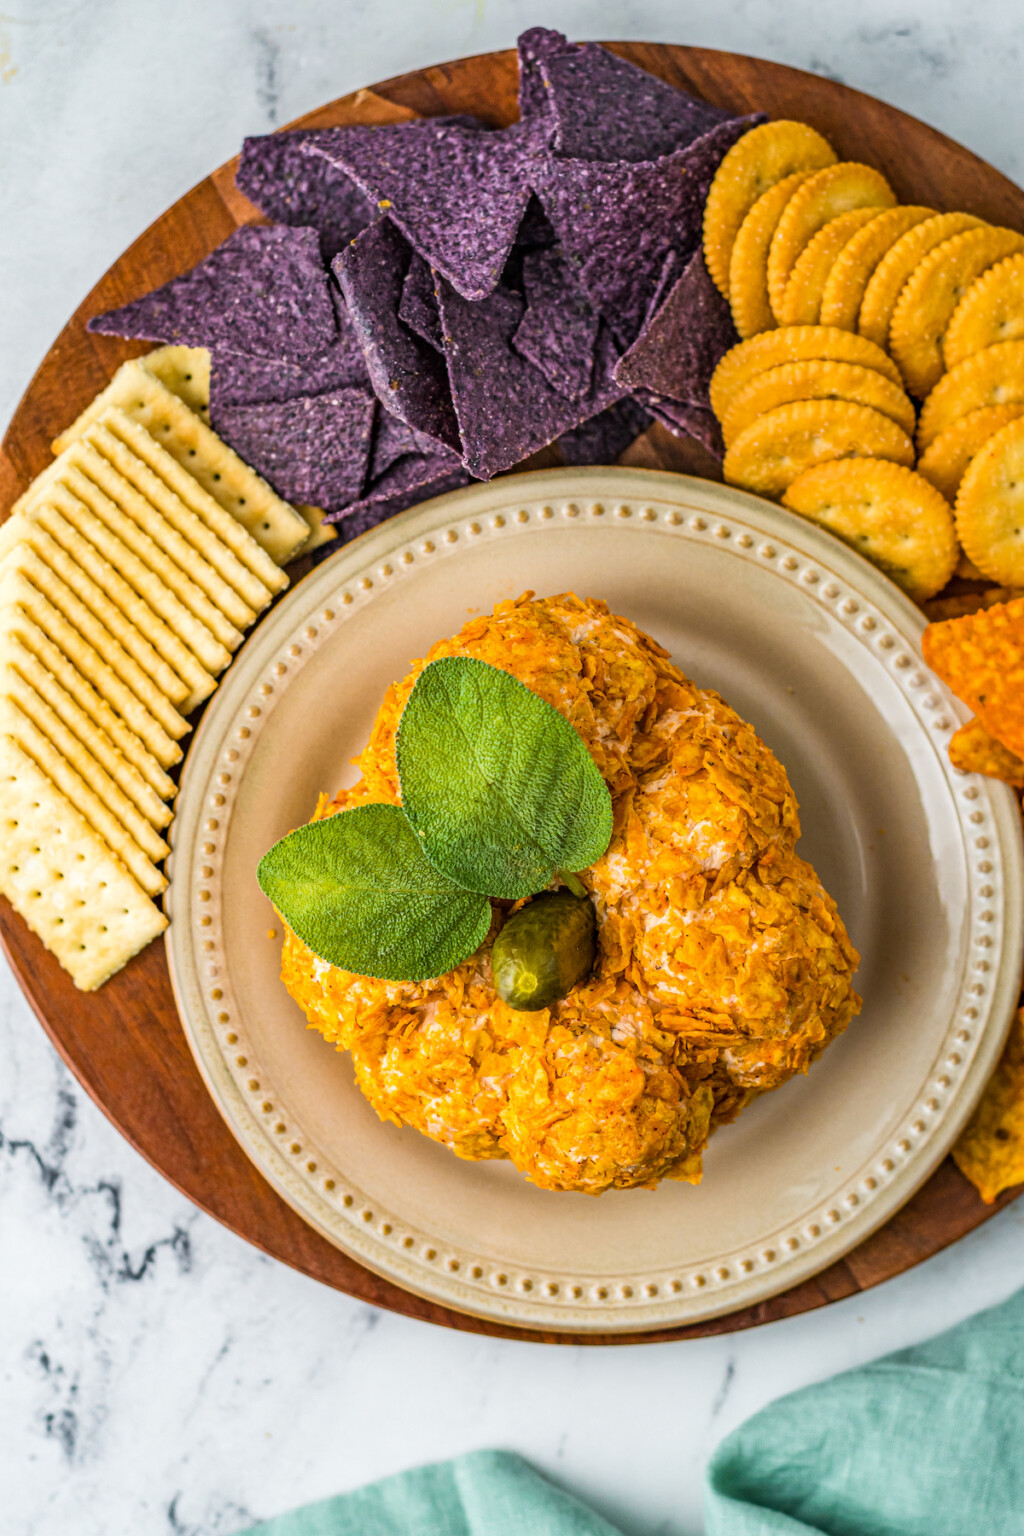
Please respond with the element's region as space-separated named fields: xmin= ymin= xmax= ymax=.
xmin=0 ymin=356 xmax=308 ymax=988
xmin=702 ymin=120 xmax=837 ymax=299
xmin=818 ymin=206 xmax=935 ymax=331
xmin=888 ymin=225 xmax=1024 ymax=397
xmin=720 ymin=359 xmax=915 ymax=447
xmin=722 ymin=398 xmax=914 ymax=499
xmin=765 ymin=163 xmax=896 ymax=323
xmin=781 ymin=460 xmax=958 ymax=601
xmin=775 ymin=208 xmax=883 ymax=328
xmin=944 ymin=252 xmax=1024 ymax=368
xmin=916 ymin=404 xmax=1024 ymax=504
xmin=728 ymin=171 xmax=817 ymax=339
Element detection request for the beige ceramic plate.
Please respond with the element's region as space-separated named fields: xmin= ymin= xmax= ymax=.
xmin=166 ymin=467 xmax=1023 ymax=1333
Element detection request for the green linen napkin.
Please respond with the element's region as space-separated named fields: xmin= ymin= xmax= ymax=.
xmin=239 ymin=1449 xmax=618 ymax=1535
xmin=705 ymin=1284 xmax=1024 ymax=1534
xmin=240 ymin=1286 xmax=1024 ymax=1535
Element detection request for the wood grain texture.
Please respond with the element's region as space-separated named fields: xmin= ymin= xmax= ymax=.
xmin=2 ymin=43 xmax=1021 ymax=1345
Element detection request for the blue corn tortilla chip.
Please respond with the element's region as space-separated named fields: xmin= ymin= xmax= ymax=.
xmin=437 ymin=275 xmax=626 ymax=479
xmin=558 ymin=396 xmax=653 ymax=464
xmin=398 ymin=255 xmax=443 ymax=352
xmin=369 ymin=406 xmax=444 ymax=480
xmin=212 ymin=389 xmax=376 ymax=509
xmin=88 ymin=225 xmax=337 ymax=362
xmin=642 ymin=393 xmax=725 ymax=460
xmin=328 ymin=451 xmax=468 ymax=532
xmin=210 ymin=289 xmax=368 ymax=412
xmin=615 ymin=249 xmax=738 ymax=408
xmin=517 ymin=26 xmax=572 ymax=127
xmin=236 ymin=131 xmax=374 ymax=262
xmin=302 ymin=117 xmax=541 ymax=301
xmin=542 ymin=41 xmax=734 ymax=163
xmin=335 ymin=218 xmax=460 ymax=451
xmin=512 ymin=246 xmax=598 ymax=401
xmin=534 ymin=114 xmax=763 ymax=345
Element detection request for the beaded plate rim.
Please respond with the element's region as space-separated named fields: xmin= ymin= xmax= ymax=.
xmin=165 ymin=467 xmax=1024 ymax=1333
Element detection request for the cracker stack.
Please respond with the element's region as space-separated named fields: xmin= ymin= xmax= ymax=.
xmin=0 ymin=358 xmax=310 ymax=989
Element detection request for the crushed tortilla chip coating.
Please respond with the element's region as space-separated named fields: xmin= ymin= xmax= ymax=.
xmin=922 ymin=596 xmax=1024 ymax=758
xmin=948 ymin=716 xmax=1024 ymax=786
xmin=953 ymin=1010 xmax=1024 ymax=1203
xmin=280 ymin=593 xmax=861 ymax=1194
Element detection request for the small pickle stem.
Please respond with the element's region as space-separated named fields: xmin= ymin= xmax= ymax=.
xmin=556 ymin=869 xmax=587 ymax=899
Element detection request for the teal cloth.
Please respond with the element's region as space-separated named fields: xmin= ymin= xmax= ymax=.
xmin=240 ymin=1287 xmax=1024 ymax=1535
xmin=239 ymin=1450 xmax=620 ymax=1534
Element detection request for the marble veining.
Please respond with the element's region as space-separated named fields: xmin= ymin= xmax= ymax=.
xmin=4 ymin=2 xmax=1024 ymax=1532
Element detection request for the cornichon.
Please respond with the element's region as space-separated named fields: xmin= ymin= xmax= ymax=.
xmin=490 ymin=888 xmax=597 ymax=1011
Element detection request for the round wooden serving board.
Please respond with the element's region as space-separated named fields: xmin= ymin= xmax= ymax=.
xmin=2 ymin=43 xmax=1022 ymax=1345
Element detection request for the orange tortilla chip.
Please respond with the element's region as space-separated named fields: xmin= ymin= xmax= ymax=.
xmin=948 ymin=716 xmax=1024 ymax=786
xmin=953 ymin=1010 xmax=1024 ymax=1203
xmin=922 ymin=596 xmax=1024 ymax=757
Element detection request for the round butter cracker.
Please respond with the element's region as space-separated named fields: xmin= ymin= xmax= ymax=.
xmin=956 ymin=415 xmax=1024 ymax=585
xmin=782 ymin=459 xmax=957 ymax=601
xmin=889 ymin=225 xmax=1024 ymax=398
xmin=721 ymin=358 xmax=916 ymax=447
xmin=819 ymin=206 xmax=936 ymax=331
xmin=916 ymin=403 xmax=1024 ymax=504
xmin=944 ymin=252 xmax=1024 ymax=370
xmin=722 ymin=398 xmax=914 ymax=499
xmin=917 ymin=340 xmax=1024 ymax=449
xmin=776 ymin=208 xmax=882 ymax=328
xmin=710 ymin=325 xmax=901 ymax=422
xmin=703 ymin=120 xmax=837 ymax=299
xmin=766 ymin=163 xmax=896 ymax=323
xmin=858 ymin=211 xmax=985 ymax=350
xmin=728 ymin=171 xmax=815 ymax=339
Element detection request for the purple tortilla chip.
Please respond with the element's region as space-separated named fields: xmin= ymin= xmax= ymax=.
xmin=236 ymin=131 xmax=374 ymax=262
xmin=436 ymin=276 xmax=626 ymax=479
xmin=557 ymin=396 xmax=653 ymax=464
xmin=534 ymin=114 xmax=763 ymax=345
xmin=335 ymin=218 xmax=460 ymax=452
xmin=398 ymin=255 xmax=442 ymax=352
xmin=511 ymin=246 xmax=598 ymax=401
xmin=615 ymin=249 xmax=738 ymax=408
xmin=541 ymin=43 xmax=733 ymax=163
xmin=369 ymin=406 xmax=445 ymax=480
xmin=210 ymin=289 xmax=368 ymax=413
xmin=302 ymin=117 xmax=541 ymax=301
xmin=517 ymin=26 xmax=572 ymax=127
xmin=88 ymin=225 xmax=336 ymax=362
xmin=212 ymin=388 xmax=376 ymax=509
xmin=328 ymin=453 xmax=468 ymax=533
xmin=641 ymin=392 xmax=724 ymax=460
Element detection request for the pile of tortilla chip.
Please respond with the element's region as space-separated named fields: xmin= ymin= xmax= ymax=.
xmin=88 ymin=29 xmax=759 ymax=546
xmin=922 ymin=594 xmax=1024 ymax=787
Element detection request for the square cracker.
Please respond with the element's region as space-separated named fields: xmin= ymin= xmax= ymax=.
xmin=0 ymin=619 xmax=175 ymax=800
xmin=0 ymin=544 xmax=190 ymax=740
xmin=20 ymin=443 xmax=253 ymax=641
xmin=0 ymin=735 xmax=166 ymax=990
xmin=922 ymin=596 xmax=1024 ymax=757
xmin=86 ymin=408 xmax=286 ymax=598
xmin=142 ymin=345 xmax=211 ymax=421
xmin=0 ymin=671 xmax=168 ymax=866
xmin=1 ymin=507 xmax=218 ymax=710
xmin=0 ymin=582 xmax=182 ymax=771
xmin=1 ymin=634 xmax=171 ymax=829
xmin=54 ymin=361 xmax=309 ymax=565
xmin=0 ymin=694 xmax=165 ymax=896
xmin=22 ymin=484 xmax=234 ymax=669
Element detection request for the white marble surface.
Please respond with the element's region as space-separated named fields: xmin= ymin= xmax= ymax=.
xmin=4 ymin=3 xmax=1024 ymax=1532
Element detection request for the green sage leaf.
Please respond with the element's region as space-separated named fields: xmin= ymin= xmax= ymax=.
xmin=396 ymin=657 xmax=613 ymax=900
xmin=257 ymin=802 xmax=491 ymax=981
